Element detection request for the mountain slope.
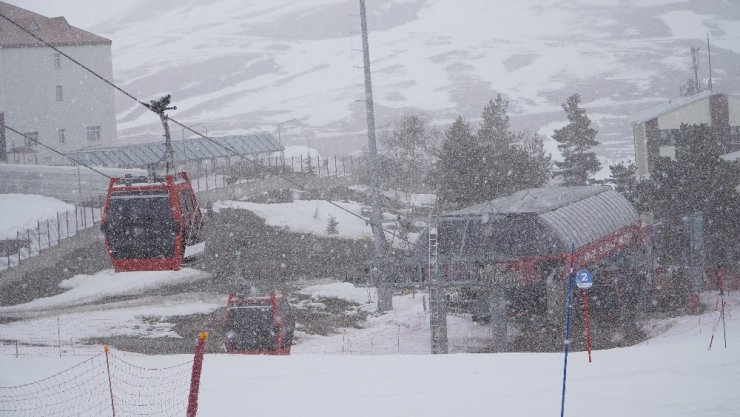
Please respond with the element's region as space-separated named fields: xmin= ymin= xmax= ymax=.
xmin=13 ymin=0 xmax=740 ymax=167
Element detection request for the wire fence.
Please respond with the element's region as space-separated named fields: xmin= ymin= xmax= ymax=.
xmin=0 ymin=196 xmax=104 ymax=272
xmin=0 ymin=348 xmax=196 ymax=417
xmin=0 ymin=313 xmax=182 ymax=358
xmin=0 ymin=153 xmax=359 ymax=272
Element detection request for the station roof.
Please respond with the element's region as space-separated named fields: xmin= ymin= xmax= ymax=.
xmin=438 ymin=186 xmax=639 ymax=257
xmin=0 ymin=2 xmax=110 ymax=48
xmin=67 ymin=134 xmax=282 ymax=168
xmin=628 ymin=91 xmax=740 ymax=125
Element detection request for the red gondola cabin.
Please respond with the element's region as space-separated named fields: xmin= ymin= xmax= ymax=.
xmin=223 ymin=291 xmax=295 ymax=355
xmin=100 ymin=172 xmax=202 ymax=272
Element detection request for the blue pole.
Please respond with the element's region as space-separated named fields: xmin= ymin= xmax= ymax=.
xmin=560 ymin=243 xmax=575 ymax=417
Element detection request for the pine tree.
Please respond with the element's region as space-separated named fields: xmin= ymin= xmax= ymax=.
xmin=477 ymin=97 xmax=551 ymax=199
xmin=326 ymin=215 xmax=339 ymax=235
xmin=552 ymin=93 xmax=601 ymax=186
xmin=518 ymin=133 xmax=552 ymax=189
xmin=478 ymin=94 xmax=512 ymax=150
xmin=436 ymin=116 xmax=484 ymax=208
xmin=608 ymin=161 xmax=637 ymax=202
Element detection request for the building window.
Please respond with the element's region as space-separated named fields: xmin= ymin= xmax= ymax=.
xmin=57 ymin=129 xmax=66 ymax=144
xmin=55 ymin=85 xmax=64 ymax=102
xmin=54 ymin=53 xmax=61 ymax=69
xmin=23 ymin=131 xmax=39 ymax=147
xmin=658 ymin=129 xmax=679 ymax=146
xmin=87 ymin=125 xmax=102 ymax=141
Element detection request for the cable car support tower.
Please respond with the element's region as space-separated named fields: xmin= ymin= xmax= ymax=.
xmin=143 ymin=94 xmax=178 ymax=175
xmin=359 ymin=0 xmax=392 ymax=311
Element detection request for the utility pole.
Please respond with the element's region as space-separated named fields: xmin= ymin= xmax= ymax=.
xmin=359 ymin=0 xmax=392 ymax=311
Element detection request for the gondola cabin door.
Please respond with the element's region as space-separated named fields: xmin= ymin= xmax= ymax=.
xmin=100 ymin=172 xmax=202 ymax=272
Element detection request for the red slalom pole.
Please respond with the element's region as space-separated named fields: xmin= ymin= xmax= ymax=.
xmin=582 ymin=289 xmax=592 ymax=363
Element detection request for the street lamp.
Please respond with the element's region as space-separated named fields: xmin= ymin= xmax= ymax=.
xmin=277 ymin=118 xmax=298 ymax=145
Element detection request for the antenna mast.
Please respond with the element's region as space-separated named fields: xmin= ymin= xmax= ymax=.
xmin=707 ymin=33 xmax=713 ymax=92
xmin=691 ymin=47 xmax=701 ymax=94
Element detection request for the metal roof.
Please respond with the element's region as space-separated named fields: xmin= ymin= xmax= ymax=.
xmin=628 ymin=91 xmax=740 ymax=125
xmin=67 ymin=133 xmax=283 ymax=168
xmin=0 ymin=2 xmax=111 ymax=48
xmin=438 ymin=186 xmax=639 ymax=256
xmin=445 ymin=186 xmax=608 ymax=217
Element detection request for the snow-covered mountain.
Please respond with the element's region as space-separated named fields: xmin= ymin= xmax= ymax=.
xmin=13 ymin=0 xmax=740 ymax=166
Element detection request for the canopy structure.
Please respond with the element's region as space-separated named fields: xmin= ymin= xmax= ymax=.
xmin=67 ymin=134 xmax=282 ymax=168
xmin=435 ymin=186 xmax=639 ymax=261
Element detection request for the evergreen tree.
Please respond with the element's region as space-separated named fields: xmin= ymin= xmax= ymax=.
xmin=326 ymin=215 xmax=339 ymax=235
xmin=608 ymin=161 xmax=637 ymax=203
xmin=436 ymin=116 xmax=484 ymax=208
xmin=646 ymin=124 xmax=740 ymax=267
xmin=477 ymin=96 xmax=551 ymax=199
xmin=437 ymin=99 xmax=554 ymax=208
xmin=552 ymin=93 xmax=601 ymax=185
xmin=518 ymin=133 xmax=552 ymax=189
xmin=477 ymin=94 xmax=512 ymax=150
xmin=379 ymin=114 xmax=436 ymax=192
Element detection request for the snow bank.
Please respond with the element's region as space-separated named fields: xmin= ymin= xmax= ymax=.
xmin=0 ymin=194 xmax=74 ymax=238
xmin=0 ymin=268 xmax=209 ymax=312
xmin=214 ymin=199 xmax=373 ymax=239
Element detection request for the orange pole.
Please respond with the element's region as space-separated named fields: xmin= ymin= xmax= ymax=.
xmin=187 ymin=332 xmax=208 ymax=417
xmin=104 ymin=345 xmax=116 ymax=417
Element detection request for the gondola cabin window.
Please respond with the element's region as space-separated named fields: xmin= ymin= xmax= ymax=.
xmin=226 ymin=306 xmax=277 ymax=352
xmin=105 ymin=190 xmax=176 ymax=260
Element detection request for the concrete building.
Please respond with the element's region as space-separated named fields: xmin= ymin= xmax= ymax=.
xmin=0 ymin=1 xmax=117 ymax=164
xmin=630 ymin=91 xmax=740 ymax=178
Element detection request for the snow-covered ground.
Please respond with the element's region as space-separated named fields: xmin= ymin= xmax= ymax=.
xmin=214 ymin=199 xmax=375 ymax=239
xmin=0 ymin=276 xmax=737 ymax=416
xmin=214 ymin=198 xmax=420 ymax=251
xmin=0 ymin=194 xmax=74 ymax=239
xmin=0 ymin=268 xmax=219 ymax=354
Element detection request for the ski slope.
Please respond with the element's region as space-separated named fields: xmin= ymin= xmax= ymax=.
xmin=1 ymin=286 xmax=737 ymax=417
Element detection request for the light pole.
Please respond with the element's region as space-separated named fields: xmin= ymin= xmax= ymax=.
xmin=277 ymin=118 xmax=298 ymax=145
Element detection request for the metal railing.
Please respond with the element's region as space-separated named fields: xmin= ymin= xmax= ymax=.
xmin=1 ymin=196 xmax=103 ymax=271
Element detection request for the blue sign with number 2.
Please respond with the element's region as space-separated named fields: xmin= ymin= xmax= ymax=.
xmin=575 ymin=269 xmax=593 ymax=289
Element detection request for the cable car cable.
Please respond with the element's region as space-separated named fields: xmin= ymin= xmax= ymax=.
xmin=169 ymin=117 xmax=415 ymax=247
xmin=4 ymin=124 xmax=112 ymax=179
xmin=0 ymin=10 xmax=413 ymax=248
xmin=0 ymin=12 xmax=143 ymax=107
